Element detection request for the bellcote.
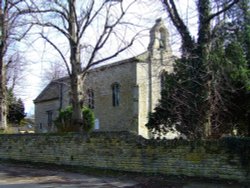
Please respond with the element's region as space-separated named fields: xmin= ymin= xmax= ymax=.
xmin=148 ymin=18 xmax=171 ymax=52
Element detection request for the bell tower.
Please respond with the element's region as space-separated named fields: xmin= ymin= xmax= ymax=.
xmin=148 ymin=18 xmax=171 ymax=54
xmin=147 ymin=18 xmax=172 ymax=114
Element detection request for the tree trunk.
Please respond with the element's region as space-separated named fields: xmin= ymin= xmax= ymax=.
xmin=68 ymin=0 xmax=82 ymax=129
xmin=197 ymin=0 xmax=212 ymax=138
xmin=0 ymin=4 xmax=7 ymax=130
xmin=0 ymin=58 xmax=7 ymax=130
xmin=70 ymin=74 xmax=82 ymax=128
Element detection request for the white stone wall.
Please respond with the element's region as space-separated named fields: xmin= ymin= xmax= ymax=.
xmin=136 ymin=62 xmax=149 ymax=138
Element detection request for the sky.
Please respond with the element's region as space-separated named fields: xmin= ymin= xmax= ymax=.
xmin=14 ymin=0 xmax=197 ymax=116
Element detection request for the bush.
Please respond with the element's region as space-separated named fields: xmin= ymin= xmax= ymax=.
xmin=54 ymin=106 xmax=74 ymax=132
xmin=54 ymin=106 xmax=95 ymax=133
xmin=82 ymin=107 xmax=95 ymax=133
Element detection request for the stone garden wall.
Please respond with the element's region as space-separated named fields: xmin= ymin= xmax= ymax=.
xmin=0 ymin=132 xmax=249 ymax=182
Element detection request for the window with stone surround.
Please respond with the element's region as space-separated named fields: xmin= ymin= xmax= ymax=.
xmin=112 ymin=82 xmax=120 ymax=107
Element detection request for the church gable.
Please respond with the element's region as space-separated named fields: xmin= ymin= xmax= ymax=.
xmin=34 ymin=77 xmax=69 ymax=103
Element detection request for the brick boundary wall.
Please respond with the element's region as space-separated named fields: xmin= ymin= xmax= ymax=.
xmin=0 ymin=132 xmax=249 ymax=182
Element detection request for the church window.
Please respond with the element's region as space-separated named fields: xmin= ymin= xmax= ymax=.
xmin=112 ymin=82 xmax=120 ymax=107
xmin=87 ymin=89 xmax=94 ymax=109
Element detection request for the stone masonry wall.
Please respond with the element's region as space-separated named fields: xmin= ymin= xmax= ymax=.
xmin=0 ymin=133 xmax=249 ymax=182
xmin=35 ymin=100 xmax=60 ymax=132
xmin=83 ymin=61 xmax=137 ymax=134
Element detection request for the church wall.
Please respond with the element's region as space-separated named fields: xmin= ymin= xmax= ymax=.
xmin=150 ymin=51 xmax=174 ymax=111
xmin=135 ymin=53 xmax=173 ymax=139
xmin=83 ymin=61 xmax=138 ymax=133
xmin=34 ymin=100 xmax=59 ymax=133
xmin=136 ymin=62 xmax=149 ymax=138
xmin=34 ymin=82 xmax=70 ymax=133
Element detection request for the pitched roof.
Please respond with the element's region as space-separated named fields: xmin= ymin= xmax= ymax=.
xmin=87 ymin=52 xmax=148 ymax=73
xmin=34 ymin=52 xmax=148 ymax=104
xmin=33 ymin=77 xmax=69 ymax=103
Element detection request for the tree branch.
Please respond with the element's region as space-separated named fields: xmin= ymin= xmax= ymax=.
xmin=35 ymin=22 xmax=70 ymax=39
xmin=207 ymin=0 xmax=240 ymax=22
xmin=162 ymin=0 xmax=195 ymax=55
xmin=83 ymin=31 xmax=139 ymax=73
xmin=78 ymin=1 xmax=106 ymax=42
xmin=40 ymin=33 xmax=71 ymax=76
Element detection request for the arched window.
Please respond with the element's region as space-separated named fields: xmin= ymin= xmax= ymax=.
xmin=87 ymin=89 xmax=94 ymax=109
xmin=112 ymin=82 xmax=120 ymax=107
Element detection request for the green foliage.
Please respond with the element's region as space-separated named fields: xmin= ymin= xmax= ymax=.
xmin=54 ymin=106 xmax=94 ymax=133
xmin=147 ymin=39 xmax=250 ymax=138
xmin=147 ymin=59 xmax=207 ymax=139
xmin=82 ymin=107 xmax=94 ymax=133
xmin=148 ymin=0 xmax=250 ymax=139
xmin=212 ymin=39 xmax=250 ymax=136
xmin=54 ymin=106 xmax=75 ymax=132
xmin=225 ymin=42 xmax=250 ymax=87
xmin=7 ymin=89 xmax=26 ymax=125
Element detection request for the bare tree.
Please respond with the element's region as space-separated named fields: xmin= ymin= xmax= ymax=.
xmin=0 ymin=0 xmax=34 ymax=129
xmin=30 ymin=0 xmax=142 ymax=128
xmin=6 ymin=52 xmax=26 ymax=91
xmin=41 ymin=61 xmax=68 ymax=88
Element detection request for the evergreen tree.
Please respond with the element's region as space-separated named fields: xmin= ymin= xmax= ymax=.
xmin=7 ymin=89 xmax=26 ymax=125
xmin=147 ymin=0 xmax=249 ymax=139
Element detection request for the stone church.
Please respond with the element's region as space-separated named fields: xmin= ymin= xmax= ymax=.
xmin=34 ymin=18 xmax=174 ymax=138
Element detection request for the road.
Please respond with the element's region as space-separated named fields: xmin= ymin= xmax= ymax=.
xmin=0 ymin=163 xmax=248 ymax=188
xmin=0 ymin=163 xmax=138 ymax=188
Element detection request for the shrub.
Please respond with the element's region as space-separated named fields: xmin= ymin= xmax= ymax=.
xmin=54 ymin=106 xmax=74 ymax=132
xmin=82 ymin=107 xmax=95 ymax=133
xmin=54 ymin=106 xmax=95 ymax=133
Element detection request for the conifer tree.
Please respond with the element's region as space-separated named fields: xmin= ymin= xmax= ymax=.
xmin=147 ymin=0 xmax=245 ymax=139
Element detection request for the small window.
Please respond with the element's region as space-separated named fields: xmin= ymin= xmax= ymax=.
xmin=112 ymin=82 xmax=120 ymax=107
xmin=87 ymin=89 xmax=94 ymax=109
